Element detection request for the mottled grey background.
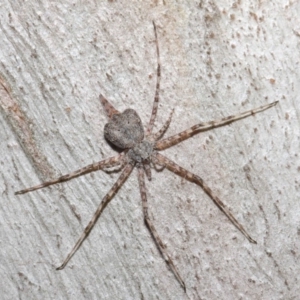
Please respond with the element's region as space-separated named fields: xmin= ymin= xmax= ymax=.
xmin=0 ymin=1 xmax=298 ymax=299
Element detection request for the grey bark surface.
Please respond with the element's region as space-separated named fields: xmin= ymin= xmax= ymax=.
xmin=0 ymin=1 xmax=299 ymax=299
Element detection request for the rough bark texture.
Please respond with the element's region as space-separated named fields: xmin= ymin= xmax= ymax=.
xmin=0 ymin=1 xmax=299 ymax=299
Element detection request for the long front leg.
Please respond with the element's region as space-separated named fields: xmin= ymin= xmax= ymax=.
xmin=155 ymin=101 xmax=278 ymax=150
xmin=146 ymin=21 xmax=161 ymax=136
xmin=153 ymin=152 xmax=257 ymax=244
xmin=149 ymin=109 xmax=174 ymax=142
xmin=137 ymin=167 xmax=186 ymax=291
xmin=57 ymin=163 xmax=134 ymax=270
xmin=15 ymin=153 xmax=125 ymax=195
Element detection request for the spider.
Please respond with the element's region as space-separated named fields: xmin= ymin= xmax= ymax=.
xmin=16 ymin=22 xmax=278 ymax=291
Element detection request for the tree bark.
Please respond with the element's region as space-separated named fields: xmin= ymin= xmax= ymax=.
xmin=0 ymin=1 xmax=298 ymax=299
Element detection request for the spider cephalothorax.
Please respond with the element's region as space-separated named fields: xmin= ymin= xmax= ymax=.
xmin=16 ymin=21 xmax=278 ymax=291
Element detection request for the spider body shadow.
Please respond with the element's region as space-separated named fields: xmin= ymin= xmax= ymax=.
xmin=15 ymin=22 xmax=278 ymax=292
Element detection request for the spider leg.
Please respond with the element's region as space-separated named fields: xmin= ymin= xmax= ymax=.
xmin=153 ymin=152 xmax=257 ymax=244
xmin=15 ymin=152 xmax=125 ymax=195
xmin=143 ymin=162 xmax=152 ymax=181
xmin=100 ymin=94 xmax=120 ymax=119
xmin=149 ymin=109 xmax=174 ymax=142
xmin=56 ymin=162 xmax=134 ymax=270
xmin=155 ymin=101 xmax=278 ymax=150
xmin=146 ymin=21 xmax=161 ymax=136
xmin=137 ymin=167 xmax=186 ymax=291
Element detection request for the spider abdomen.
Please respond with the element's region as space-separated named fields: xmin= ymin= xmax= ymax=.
xmin=104 ymin=109 xmax=144 ymax=149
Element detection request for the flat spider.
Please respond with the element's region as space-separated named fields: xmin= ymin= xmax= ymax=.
xmin=16 ymin=22 xmax=278 ymax=291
